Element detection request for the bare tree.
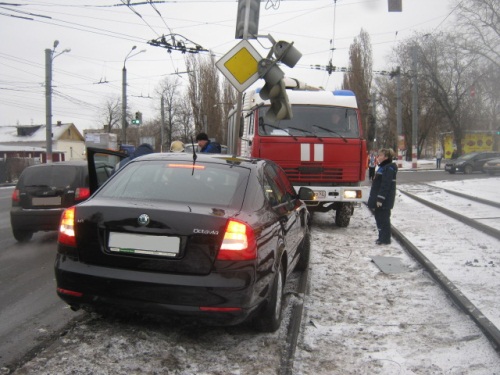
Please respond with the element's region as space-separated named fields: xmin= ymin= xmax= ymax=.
xmin=99 ymin=96 xmax=121 ymax=133
xmin=455 ymin=0 xmax=500 ymax=139
xmin=156 ymin=76 xmax=182 ymax=150
xmin=185 ymin=53 xmax=231 ymax=144
xmin=342 ymin=29 xmax=373 ymax=148
xmin=416 ymin=32 xmax=482 ymax=156
xmin=455 ymin=0 xmax=500 ymax=69
xmin=177 ymin=93 xmax=195 ymax=144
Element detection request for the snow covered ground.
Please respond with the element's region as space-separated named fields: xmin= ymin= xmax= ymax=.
xmin=11 ymin=176 xmax=500 ymax=375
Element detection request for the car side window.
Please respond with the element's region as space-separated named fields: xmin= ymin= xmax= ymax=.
xmin=274 ymin=164 xmax=297 ymax=199
xmin=263 ymin=165 xmax=286 ymax=206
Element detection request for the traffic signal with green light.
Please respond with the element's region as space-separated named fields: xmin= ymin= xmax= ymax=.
xmin=132 ymin=111 xmax=142 ymax=125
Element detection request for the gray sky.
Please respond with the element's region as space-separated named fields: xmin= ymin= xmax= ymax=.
xmin=0 ymin=0 xmax=455 ymax=133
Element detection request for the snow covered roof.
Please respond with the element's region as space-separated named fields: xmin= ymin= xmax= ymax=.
xmin=0 ymin=123 xmax=83 ymax=144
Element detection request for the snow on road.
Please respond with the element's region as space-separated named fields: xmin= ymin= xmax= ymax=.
xmin=11 ymin=178 xmax=500 ymax=375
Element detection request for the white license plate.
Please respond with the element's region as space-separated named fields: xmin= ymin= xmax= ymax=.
xmin=314 ymin=190 xmax=326 ymax=199
xmin=108 ymin=232 xmax=180 ymax=257
xmin=32 ymin=197 xmax=61 ymax=206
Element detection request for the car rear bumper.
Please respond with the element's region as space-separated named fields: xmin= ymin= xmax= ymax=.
xmin=55 ymin=255 xmax=265 ymax=325
xmin=10 ymin=207 xmax=64 ymax=232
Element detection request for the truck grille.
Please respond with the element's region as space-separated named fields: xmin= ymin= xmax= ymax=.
xmin=283 ymin=166 xmax=359 ymax=183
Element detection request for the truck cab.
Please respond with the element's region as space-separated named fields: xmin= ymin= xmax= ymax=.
xmin=228 ymin=78 xmax=368 ymax=227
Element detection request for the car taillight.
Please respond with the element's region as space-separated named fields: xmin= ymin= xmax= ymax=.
xmin=11 ymin=189 xmax=20 ymax=202
xmin=75 ymin=187 xmax=90 ymax=201
xmin=217 ymin=219 xmax=256 ymax=261
xmin=58 ymin=207 xmax=76 ymax=247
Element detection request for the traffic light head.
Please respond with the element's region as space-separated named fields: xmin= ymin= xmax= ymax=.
xmin=259 ymin=79 xmax=292 ymax=122
xmin=132 ymin=111 xmax=142 ymax=125
xmin=258 ymin=59 xmax=292 ymax=122
xmin=272 ymin=41 xmax=302 ymax=68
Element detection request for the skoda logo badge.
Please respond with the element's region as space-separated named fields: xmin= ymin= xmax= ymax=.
xmin=138 ymin=214 xmax=150 ymax=226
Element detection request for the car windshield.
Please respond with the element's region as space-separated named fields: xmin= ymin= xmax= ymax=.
xmin=97 ymin=160 xmax=249 ymax=208
xmin=458 ymin=153 xmax=480 ymax=160
xmin=22 ymin=165 xmax=79 ymax=189
xmin=258 ymin=105 xmax=360 ymax=139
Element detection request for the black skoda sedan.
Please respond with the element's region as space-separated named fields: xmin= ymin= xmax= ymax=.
xmin=55 ymin=150 xmax=313 ymax=332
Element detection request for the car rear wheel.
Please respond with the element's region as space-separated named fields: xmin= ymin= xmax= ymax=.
xmin=12 ymin=228 xmax=33 ymax=242
xmin=255 ymin=261 xmax=284 ymax=332
xmin=464 ymin=165 xmax=473 ymax=174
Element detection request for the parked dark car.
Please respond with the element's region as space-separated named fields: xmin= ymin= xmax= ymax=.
xmin=10 ymin=160 xmax=114 ymax=242
xmin=444 ymin=151 xmax=500 ymax=174
xmin=483 ymin=158 xmax=500 ymax=175
xmin=55 ymin=151 xmax=313 ymax=332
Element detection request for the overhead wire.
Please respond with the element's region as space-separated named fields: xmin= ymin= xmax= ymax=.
xmin=146 ymin=0 xmax=181 ymax=74
xmin=120 ymin=0 xmax=161 ymax=37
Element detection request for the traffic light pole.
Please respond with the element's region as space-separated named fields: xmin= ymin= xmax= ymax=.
xmin=232 ymin=0 xmax=254 ymax=155
xmin=122 ymin=65 xmax=127 ymax=145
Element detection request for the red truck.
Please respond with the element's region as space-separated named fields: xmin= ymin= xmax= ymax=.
xmin=227 ymin=78 xmax=368 ymax=227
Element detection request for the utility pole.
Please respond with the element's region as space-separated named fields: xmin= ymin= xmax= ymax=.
xmin=411 ymin=46 xmax=419 ymax=169
xmin=396 ymin=67 xmax=403 ymax=168
xmin=122 ymin=63 xmax=128 ymax=145
xmin=122 ymin=46 xmax=146 ymax=146
xmin=160 ymin=96 xmax=165 ymax=152
xmin=371 ymin=92 xmax=377 ymax=149
xmin=45 ymin=48 xmax=53 ymax=164
xmin=45 ymin=40 xmax=70 ymax=164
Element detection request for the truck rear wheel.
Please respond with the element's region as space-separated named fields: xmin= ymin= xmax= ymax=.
xmin=335 ymin=203 xmax=352 ymax=227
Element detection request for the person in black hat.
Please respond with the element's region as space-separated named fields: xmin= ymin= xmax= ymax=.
xmin=195 ymin=132 xmax=221 ymax=153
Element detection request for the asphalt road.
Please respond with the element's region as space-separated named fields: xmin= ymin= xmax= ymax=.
xmin=0 ymin=186 xmax=82 ymax=369
xmin=0 ymin=168 xmax=495 ymax=369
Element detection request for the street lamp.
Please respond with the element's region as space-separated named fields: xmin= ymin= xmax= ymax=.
xmin=121 ymin=46 xmax=146 ymax=145
xmin=45 ymin=40 xmax=70 ymax=163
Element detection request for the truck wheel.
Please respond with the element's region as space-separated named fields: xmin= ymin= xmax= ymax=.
xmin=254 ymin=261 xmax=284 ymax=333
xmin=335 ymin=204 xmax=352 ymax=227
xmin=295 ymin=229 xmax=311 ymax=272
xmin=464 ymin=165 xmax=473 ymax=174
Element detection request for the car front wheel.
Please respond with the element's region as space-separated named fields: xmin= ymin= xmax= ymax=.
xmin=254 ymin=261 xmax=284 ymax=332
xmin=295 ymin=229 xmax=311 ymax=272
xmin=464 ymin=165 xmax=473 ymax=174
xmin=12 ymin=228 xmax=33 ymax=242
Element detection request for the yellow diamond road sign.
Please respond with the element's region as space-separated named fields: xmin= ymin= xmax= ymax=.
xmin=216 ymin=40 xmax=262 ymax=92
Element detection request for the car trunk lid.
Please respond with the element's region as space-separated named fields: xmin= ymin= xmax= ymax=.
xmin=74 ymin=198 xmax=237 ymax=275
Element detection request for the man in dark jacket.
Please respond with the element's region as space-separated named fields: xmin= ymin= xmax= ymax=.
xmin=196 ymin=132 xmax=221 ymax=153
xmin=367 ymin=148 xmax=398 ymax=245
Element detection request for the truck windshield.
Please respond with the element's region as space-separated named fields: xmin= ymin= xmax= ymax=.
xmin=258 ymin=105 xmax=360 ymax=139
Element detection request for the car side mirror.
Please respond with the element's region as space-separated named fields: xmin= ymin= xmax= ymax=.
xmin=298 ymin=187 xmax=315 ymax=201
